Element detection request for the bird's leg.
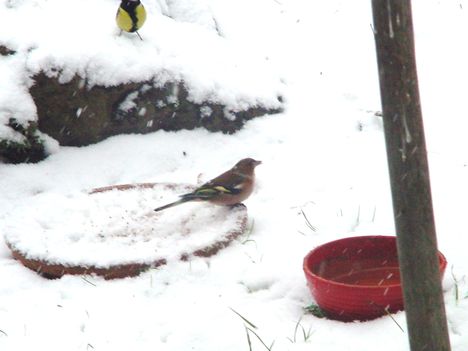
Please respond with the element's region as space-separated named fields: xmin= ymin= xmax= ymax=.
xmin=136 ymin=31 xmax=143 ymax=41
xmin=228 ymin=203 xmax=246 ymax=209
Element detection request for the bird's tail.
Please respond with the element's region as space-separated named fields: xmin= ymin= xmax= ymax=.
xmin=154 ymin=197 xmax=191 ymax=212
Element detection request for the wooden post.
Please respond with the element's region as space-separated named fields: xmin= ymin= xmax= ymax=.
xmin=371 ymin=1 xmax=451 ymax=350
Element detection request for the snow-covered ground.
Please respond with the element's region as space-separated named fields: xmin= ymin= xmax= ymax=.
xmin=1 ymin=0 xmax=468 ymax=350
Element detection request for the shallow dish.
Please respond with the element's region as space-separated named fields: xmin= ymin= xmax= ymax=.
xmin=5 ymin=183 xmax=247 ymax=279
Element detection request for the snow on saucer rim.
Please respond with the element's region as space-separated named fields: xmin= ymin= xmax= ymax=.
xmin=4 ymin=183 xmax=248 ymax=279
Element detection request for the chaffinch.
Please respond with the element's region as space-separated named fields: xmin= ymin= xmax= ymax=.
xmin=154 ymin=158 xmax=262 ymax=212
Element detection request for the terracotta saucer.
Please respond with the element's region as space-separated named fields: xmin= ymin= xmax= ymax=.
xmin=5 ymin=183 xmax=248 ymax=279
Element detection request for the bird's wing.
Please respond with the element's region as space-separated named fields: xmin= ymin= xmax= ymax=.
xmin=205 ymin=169 xmax=247 ymax=188
xmin=183 ymin=184 xmax=241 ymax=201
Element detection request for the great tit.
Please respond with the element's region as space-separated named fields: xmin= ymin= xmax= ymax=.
xmin=116 ymin=0 xmax=147 ymax=40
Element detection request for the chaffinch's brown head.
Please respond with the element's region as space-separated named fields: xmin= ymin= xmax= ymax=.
xmin=232 ymin=158 xmax=262 ymax=177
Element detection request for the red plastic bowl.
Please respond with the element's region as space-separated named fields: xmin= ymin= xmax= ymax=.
xmin=303 ymin=235 xmax=447 ymax=321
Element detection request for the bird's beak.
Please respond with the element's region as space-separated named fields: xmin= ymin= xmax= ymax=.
xmin=254 ymin=160 xmax=262 ymax=166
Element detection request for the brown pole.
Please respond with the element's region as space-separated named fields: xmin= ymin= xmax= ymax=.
xmin=371 ymin=1 xmax=451 ymax=350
